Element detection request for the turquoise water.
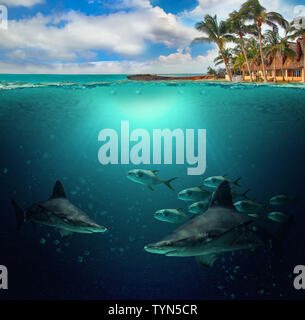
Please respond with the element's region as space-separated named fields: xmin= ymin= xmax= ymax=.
xmin=1 ymin=75 xmax=305 ymax=299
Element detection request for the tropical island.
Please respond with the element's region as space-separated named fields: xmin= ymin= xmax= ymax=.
xmin=128 ymin=0 xmax=305 ymax=83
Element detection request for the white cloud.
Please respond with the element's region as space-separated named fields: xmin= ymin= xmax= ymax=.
xmin=0 ymin=47 xmax=218 ymax=74
xmin=0 ymin=7 xmax=200 ymax=61
xmin=0 ymin=0 xmax=44 ymax=7
xmin=184 ymin=0 xmax=295 ymax=23
xmin=108 ymin=0 xmax=151 ymax=9
xmin=158 ymin=48 xmax=192 ymax=64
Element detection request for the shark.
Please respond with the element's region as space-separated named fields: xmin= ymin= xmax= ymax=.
xmin=11 ymin=180 xmax=108 ymax=237
xmin=144 ymin=180 xmax=290 ymax=267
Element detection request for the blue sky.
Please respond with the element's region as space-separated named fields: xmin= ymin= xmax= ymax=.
xmin=0 ymin=0 xmax=302 ymax=74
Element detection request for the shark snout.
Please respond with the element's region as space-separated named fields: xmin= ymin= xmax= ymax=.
xmin=88 ymin=223 xmax=108 ymax=233
xmin=144 ymin=240 xmax=174 ymax=255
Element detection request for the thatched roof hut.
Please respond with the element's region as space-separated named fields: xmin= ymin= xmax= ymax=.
xmin=241 ymin=39 xmax=304 ymax=72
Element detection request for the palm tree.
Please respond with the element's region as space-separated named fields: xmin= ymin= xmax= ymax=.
xmin=263 ymin=30 xmax=280 ymax=82
xmin=232 ymin=51 xmax=246 ymax=78
xmin=245 ymin=37 xmax=261 ymax=81
xmin=225 ymin=10 xmax=257 ymax=82
xmin=240 ymin=0 xmax=289 ymax=82
xmin=277 ymin=37 xmax=296 ymax=81
xmin=207 ymin=66 xmax=217 ymax=76
xmin=193 ymin=14 xmax=232 ymax=81
xmin=286 ymin=22 xmax=305 ymax=82
xmin=214 ymin=48 xmax=233 ymax=69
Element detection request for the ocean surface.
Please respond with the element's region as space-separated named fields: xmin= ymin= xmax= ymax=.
xmin=0 ymin=74 xmax=305 ymax=300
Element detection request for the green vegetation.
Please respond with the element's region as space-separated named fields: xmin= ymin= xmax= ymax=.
xmin=193 ymin=0 xmax=303 ymax=82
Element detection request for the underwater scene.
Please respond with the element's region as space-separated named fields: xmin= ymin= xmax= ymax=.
xmin=1 ymin=74 xmax=305 ymax=300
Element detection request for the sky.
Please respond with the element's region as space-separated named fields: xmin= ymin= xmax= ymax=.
xmin=0 ymin=0 xmax=303 ymax=74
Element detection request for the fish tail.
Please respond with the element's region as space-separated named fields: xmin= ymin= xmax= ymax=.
xmin=164 ymin=177 xmax=178 ymax=191
xmin=11 ymin=199 xmax=25 ymax=230
xmin=233 ymin=176 xmax=242 ymax=188
xmin=242 ymin=189 xmax=251 ymax=200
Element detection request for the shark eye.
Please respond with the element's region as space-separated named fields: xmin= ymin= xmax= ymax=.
xmin=137 ymin=171 xmax=143 ymax=177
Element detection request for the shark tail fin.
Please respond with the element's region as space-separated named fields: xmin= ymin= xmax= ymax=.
xmin=11 ymin=199 xmax=25 ymax=230
xmin=164 ymin=177 xmax=178 ymax=191
xmin=233 ymin=176 xmax=242 ymax=188
xmin=242 ymin=189 xmax=251 ymax=200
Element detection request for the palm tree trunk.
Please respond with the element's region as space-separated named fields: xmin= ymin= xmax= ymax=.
xmin=303 ymin=36 xmax=305 ymax=83
xmin=273 ymin=53 xmax=276 ymax=83
xmin=258 ymin=23 xmax=267 ymax=83
xmin=217 ymin=44 xmax=232 ymax=81
xmin=240 ymin=37 xmax=253 ymax=82
xmin=303 ymin=53 xmax=305 ymax=83
xmin=239 ymin=34 xmax=253 ymax=82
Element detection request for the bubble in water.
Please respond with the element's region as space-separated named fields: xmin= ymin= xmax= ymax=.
xmin=83 ymin=250 xmax=90 ymax=256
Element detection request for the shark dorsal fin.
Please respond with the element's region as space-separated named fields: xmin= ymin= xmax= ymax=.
xmin=50 ymin=181 xmax=67 ymax=199
xmin=210 ymin=180 xmax=234 ymax=209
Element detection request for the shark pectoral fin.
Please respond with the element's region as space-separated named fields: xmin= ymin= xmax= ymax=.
xmin=195 ymin=254 xmax=220 ymax=268
xmin=58 ymin=229 xmax=73 ymax=238
xmin=147 ymin=185 xmax=154 ymax=191
xmin=50 ymin=181 xmax=67 ymax=199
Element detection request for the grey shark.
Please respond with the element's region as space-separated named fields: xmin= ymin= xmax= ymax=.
xmin=11 ymin=180 xmax=107 ymax=237
xmin=144 ymin=180 xmax=289 ymax=267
